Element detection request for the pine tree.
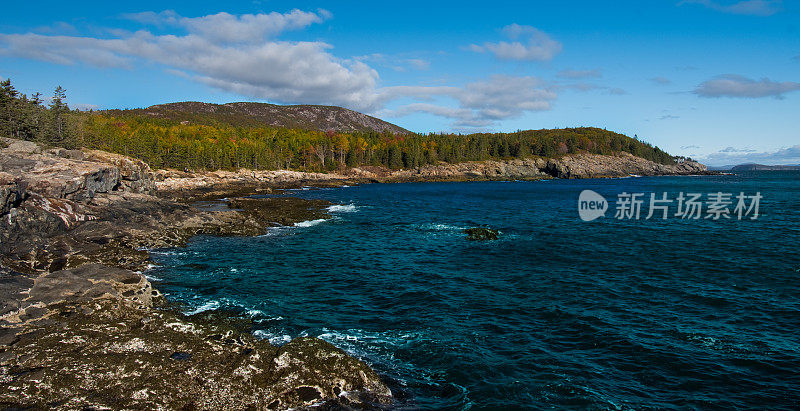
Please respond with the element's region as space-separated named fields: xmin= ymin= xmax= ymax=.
xmin=48 ymin=86 xmax=69 ymax=145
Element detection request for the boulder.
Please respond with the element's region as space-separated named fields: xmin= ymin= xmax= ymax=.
xmin=464 ymin=227 xmax=500 ymax=241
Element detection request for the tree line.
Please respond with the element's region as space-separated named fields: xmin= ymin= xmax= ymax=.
xmin=0 ymin=78 xmax=677 ymax=171
xmin=0 ymin=79 xmax=72 ymax=147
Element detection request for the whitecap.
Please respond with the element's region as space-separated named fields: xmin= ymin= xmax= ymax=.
xmin=143 ymin=273 xmax=162 ymax=282
xmin=294 ymin=219 xmax=327 ymax=227
xmin=184 ymin=300 xmax=220 ymax=316
xmin=418 ymin=223 xmax=465 ymax=232
xmin=326 ymin=204 xmax=358 ymax=213
xmin=253 ymin=330 xmax=292 ymax=345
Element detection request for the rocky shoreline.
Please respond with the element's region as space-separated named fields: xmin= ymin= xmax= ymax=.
xmin=0 ymin=136 xmax=709 ymax=409
xmin=155 ymin=151 xmax=709 ymax=195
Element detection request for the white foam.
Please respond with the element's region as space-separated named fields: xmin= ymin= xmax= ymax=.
xmin=143 ymin=273 xmax=162 ymax=282
xmin=326 ymin=204 xmax=358 ymax=213
xmin=254 ymin=330 xmax=292 ymax=345
xmin=294 ymin=219 xmax=327 ymax=227
xmin=185 ymin=300 xmax=220 ymax=316
xmin=418 ymin=223 xmax=465 ymax=232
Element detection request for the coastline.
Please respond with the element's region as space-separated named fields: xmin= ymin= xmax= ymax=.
xmin=0 ymin=136 xmax=710 ymax=408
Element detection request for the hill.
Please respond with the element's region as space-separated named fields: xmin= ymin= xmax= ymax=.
xmin=104 ymin=102 xmax=410 ymax=134
xmin=730 ymin=163 xmax=800 ymax=171
xmin=0 ymin=78 xmax=681 ymax=173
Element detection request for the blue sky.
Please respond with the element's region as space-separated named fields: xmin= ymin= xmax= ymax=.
xmin=1 ymin=0 xmax=798 ymax=165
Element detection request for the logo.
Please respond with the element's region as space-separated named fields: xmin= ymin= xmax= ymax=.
xmin=577 ymin=191 xmax=762 ymax=221
xmin=578 ymin=190 xmax=608 ymax=221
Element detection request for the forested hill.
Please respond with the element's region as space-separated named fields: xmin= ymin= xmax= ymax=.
xmin=0 ymin=78 xmax=678 ymax=173
xmin=105 ymin=102 xmax=410 ymax=135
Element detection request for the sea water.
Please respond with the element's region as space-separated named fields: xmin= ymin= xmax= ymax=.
xmin=148 ymin=171 xmax=800 ymax=409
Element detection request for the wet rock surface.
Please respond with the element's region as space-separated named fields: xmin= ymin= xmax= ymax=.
xmin=0 ymin=300 xmax=391 ymax=409
xmin=0 ymin=137 xmax=390 ymax=409
xmin=464 ymin=227 xmax=500 ymax=241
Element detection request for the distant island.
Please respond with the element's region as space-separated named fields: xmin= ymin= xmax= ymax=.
xmin=709 ymin=163 xmax=800 ymax=171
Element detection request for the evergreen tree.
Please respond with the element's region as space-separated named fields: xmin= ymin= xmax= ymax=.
xmin=47 ymin=86 xmax=70 ymax=145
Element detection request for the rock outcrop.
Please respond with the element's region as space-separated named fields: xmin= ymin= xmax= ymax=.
xmin=152 ymin=153 xmax=709 ymax=195
xmin=464 ymin=227 xmax=500 ymax=241
xmin=541 ymin=152 xmax=708 ymax=178
xmin=0 ymin=137 xmax=391 ymax=409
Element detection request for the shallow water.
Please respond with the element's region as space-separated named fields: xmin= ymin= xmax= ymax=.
xmin=149 ymin=171 xmax=800 ymax=409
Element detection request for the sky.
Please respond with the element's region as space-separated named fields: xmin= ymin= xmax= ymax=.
xmin=1 ymin=0 xmax=798 ymax=166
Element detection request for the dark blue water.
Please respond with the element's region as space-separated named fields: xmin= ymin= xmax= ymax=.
xmin=148 ymin=172 xmax=800 ymax=409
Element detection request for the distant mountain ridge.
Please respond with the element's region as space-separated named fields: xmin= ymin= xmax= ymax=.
xmin=106 ymin=101 xmax=410 ymax=134
xmin=709 ymin=163 xmax=800 ymax=171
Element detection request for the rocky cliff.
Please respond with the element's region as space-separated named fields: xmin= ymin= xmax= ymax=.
xmin=541 ymin=152 xmax=708 ymax=178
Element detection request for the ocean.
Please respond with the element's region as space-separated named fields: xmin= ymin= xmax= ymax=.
xmin=147 ymin=171 xmax=800 ymax=409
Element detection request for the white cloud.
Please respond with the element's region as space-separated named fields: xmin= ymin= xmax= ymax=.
xmin=694 ymin=74 xmax=800 ymax=98
xmin=381 ymin=75 xmax=557 ymax=129
xmin=0 ymin=10 xmax=387 ymax=111
xmin=679 ymin=0 xmax=783 ymax=16
xmin=469 ymin=24 xmax=562 ymax=61
xmin=121 ymin=9 xmax=328 ymax=43
xmin=0 ymin=11 xmax=561 ymax=129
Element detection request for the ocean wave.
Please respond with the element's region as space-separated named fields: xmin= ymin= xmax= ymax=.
xmin=253 ymin=329 xmax=293 ymax=345
xmin=294 ymin=218 xmax=328 ymax=227
xmin=417 ymin=223 xmax=466 ymax=232
xmin=185 ymin=299 xmax=221 ymax=316
xmin=143 ymin=273 xmax=162 ymax=282
xmin=327 ymin=204 xmax=358 ymax=213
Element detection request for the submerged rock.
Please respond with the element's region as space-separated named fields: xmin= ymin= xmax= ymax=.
xmin=464 ymin=227 xmax=500 ymax=241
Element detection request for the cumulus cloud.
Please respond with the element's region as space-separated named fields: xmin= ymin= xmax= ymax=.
xmin=469 ymin=24 xmax=562 ymax=61
xmin=121 ymin=9 xmax=328 ymax=43
xmin=694 ymin=74 xmax=800 ymax=98
xmin=0 ymin=9 xmax=385 ymax=111
xmin=557 ymin=69 xmax=601 ymax=79
xmin=679 ymin=0 xmax=782 ymax=16
xmin=0 ymin=11 xmax=562 ymax=129
xmin=701 ymin=145 xmax=800 ymax=166
xmin=381 ymin=75 xmax=557 ymax=129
